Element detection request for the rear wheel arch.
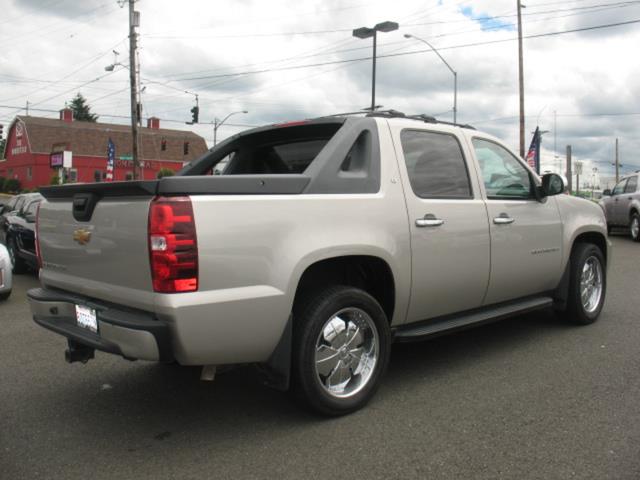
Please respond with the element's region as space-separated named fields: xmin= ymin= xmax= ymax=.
xmin=263 ymin=255 xmax=395 ymax=393
xmin=292 ymin=255 xmax=396 ymax=324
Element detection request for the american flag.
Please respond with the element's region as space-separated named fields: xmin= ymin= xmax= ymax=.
xmin=525 ymin=127 xmax=541 ymax=174
xmin=106 ymin=138 xmax=115 ymax=181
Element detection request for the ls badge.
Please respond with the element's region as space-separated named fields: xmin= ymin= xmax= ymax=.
xmin=73 ymin=228 xmax=92 ymax=245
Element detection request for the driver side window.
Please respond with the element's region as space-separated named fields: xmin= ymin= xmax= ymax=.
xmin=612 ymin=178 xmax=628 ymax=195
xmin=472 ymin=138 xmax=533 ymax=200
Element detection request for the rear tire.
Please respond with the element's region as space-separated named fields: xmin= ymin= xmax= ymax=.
xmin=0 ymin=291 xmax=10 ymax=301
xmin=565 ymin=243 xmax=606 ymax=325
xmin=630 ymin=213 xmax=640 ymax=242
xmin=292 ymin=286 xmax=391 ymax=416
xmin=7 ymin=237 xmax=27 ymax=274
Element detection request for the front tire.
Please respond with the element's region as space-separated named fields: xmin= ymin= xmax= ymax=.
xmin=630 ymin=213 xmax=640 ymax=242
xmin=292 ymin=286 xmax=391 ymax=416
xmin=565 ymin=243 xmax=606 ymax=325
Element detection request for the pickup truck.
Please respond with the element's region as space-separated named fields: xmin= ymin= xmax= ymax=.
xmin=600 ymin=172 xmax=640 ymax=241
xmin=28 ymin=112 xmax=610 ymax=416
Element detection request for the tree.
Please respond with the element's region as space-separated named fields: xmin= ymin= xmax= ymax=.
xmin=69 ymin=93 xmax=98 ymax=122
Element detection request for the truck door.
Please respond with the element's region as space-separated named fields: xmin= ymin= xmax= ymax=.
xmin=468 ymin=136 xmax=563 ymax=304
xmin=393 ymin=127 xmax=491 ymax=322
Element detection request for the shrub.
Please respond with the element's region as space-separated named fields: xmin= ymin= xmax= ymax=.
xmin=157 ymin=167 xmax=175 ymax=178
xmin=4 ymin=178 xmax=20 ymax=193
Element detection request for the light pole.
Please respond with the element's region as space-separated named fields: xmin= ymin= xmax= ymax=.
xmin=517 ymin=0 xmax=526 ymax=158
xmin=353 ymin=21 xmax=399 ymax=111
xmin=214 ymin=110 xmax=248 ymax=146
xmin=404 ymin=33 xmax=458 ymax=124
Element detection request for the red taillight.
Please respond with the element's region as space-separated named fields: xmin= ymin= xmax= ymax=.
xmin=148 ymin=196 xmax=198 ymax=293
xmin=35 ymin=202 xmax=42 ymax=270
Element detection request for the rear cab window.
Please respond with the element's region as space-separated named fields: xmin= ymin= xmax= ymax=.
xmin=400 ymin=129 xmax=472 ymax=199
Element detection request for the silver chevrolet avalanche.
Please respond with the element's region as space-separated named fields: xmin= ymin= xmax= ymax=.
xmin=29 ymin=112 xmax=610 ymax=415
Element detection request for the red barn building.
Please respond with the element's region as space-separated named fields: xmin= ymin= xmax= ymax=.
xmin=0 ymin=109 xmax=208 ymax=189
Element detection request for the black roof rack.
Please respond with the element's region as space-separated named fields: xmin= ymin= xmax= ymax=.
xmin=365 ymin=110 xmax=476 ymax=130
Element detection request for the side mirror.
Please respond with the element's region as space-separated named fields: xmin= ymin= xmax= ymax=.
xmin=540 ymin=173 xmax=565 ymax=197
xmin=603 ymin=189 xmax=611 ymax=196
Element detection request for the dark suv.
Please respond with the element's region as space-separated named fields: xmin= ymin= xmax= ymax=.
xmin=600 ymin=173 xmax=640 ymax=241
xmin=4 ymin=193 xmax=42 ymax=273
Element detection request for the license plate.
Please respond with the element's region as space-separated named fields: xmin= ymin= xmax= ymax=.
xmin=75 ymin=305 xmax=98 ymax=333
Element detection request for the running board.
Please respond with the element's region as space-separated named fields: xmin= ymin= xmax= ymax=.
xmin=394 ymin=296 xmax=554 ymax=342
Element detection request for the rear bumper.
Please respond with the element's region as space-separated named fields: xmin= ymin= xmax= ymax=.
xmin=27 ymin=287 xmax=173 ymax=362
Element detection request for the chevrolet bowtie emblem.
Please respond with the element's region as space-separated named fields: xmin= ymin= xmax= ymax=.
xmin=73 ymin=228 xmax=92 ymax=245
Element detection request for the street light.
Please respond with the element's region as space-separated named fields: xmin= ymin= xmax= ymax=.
xmin=214 ymin=110 xmax=248 ymax=146
xmin=404 ymin=33 xmax=458 ymax=124
xmin=352 ymin=21 xmax=399 ymax=111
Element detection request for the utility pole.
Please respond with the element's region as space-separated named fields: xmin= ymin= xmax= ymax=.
xmin=517 ymin=0 xmax=525 ymax=158
xmin=127 ymin=0 xmax=141 ymax=180
xmin=566 ymin=145 xmax=572 ymax=193
xmin=615 ymin=137 xmax=619 ymax=183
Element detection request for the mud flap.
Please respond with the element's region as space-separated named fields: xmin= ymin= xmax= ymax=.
xmin=259 ymin=314 xmax=292 ymax=391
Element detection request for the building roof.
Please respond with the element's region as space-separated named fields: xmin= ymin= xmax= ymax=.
xmin=13 ymin=115 xmax=208 ymax=162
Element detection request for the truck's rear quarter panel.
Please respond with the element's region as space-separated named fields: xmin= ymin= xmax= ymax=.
xmin=155 ymin=188 xmax=411 ymax=365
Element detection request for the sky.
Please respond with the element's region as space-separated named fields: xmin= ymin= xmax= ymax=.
xmin=1 ymin=0 xmax=639 ymax=188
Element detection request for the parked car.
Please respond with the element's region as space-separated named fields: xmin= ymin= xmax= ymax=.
xmin=600 ymin=172 xmax=640 ymax=241
xmin=0 ymin=243 xmax=12 ymax=300
xmin=5 ymin=195 xmax=41 ymax=273
xmin=0 ymin=192 xmax=41 ymax=243
xmin=28 ymin=112 xmax=610 ymax=415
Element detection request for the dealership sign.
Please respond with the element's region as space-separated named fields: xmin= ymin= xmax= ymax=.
xmin=50 ymin=151 xmax=72 ymax=168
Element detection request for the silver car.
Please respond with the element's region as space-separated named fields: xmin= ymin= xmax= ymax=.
xmin=0 ymin=243 xmax=12 ymax=301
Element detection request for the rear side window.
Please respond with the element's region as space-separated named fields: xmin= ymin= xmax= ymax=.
xmin=187 ymin=122 xmax=343 ymax=176
xmin=624 ymin=176 xmax=637 ymax=193
xmin=227 ymin=139 xmax=328 ymax=174
xmin=400 ymin=130 xmax=472 ymax=199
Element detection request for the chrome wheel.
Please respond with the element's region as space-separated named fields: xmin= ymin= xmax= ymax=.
xmin=631 ymin=216 xmax=639 ymax=239
xmin=580 ymin=256 xmax=603 ymax=313
xmin=314 ymin=307 xmax=379 ymax=399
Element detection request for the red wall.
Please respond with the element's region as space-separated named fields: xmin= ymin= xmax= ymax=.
xmin=0 ymin=122 xmax=184 ymax=190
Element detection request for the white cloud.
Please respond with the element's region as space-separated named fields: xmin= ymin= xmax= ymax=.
xmin=1 ymin=0 xmax=639 ymax=184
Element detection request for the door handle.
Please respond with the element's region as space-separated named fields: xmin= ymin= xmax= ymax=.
xmin=416 ymin=214 xmax=444 ymax=228
xmin=493 ymin=213 xmax=515 ymax=225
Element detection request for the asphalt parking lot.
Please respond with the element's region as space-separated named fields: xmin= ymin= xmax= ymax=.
xmin=1 ymin=235 xmax=639 ymax=480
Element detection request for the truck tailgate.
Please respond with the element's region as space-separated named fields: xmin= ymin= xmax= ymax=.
xmin=38 ymin=194 xmax=155 ymax=311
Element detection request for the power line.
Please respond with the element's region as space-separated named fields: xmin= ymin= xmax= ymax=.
xmin=140 ymin=1 xmax=640 ymax=39
xmin=146 ymin=19 xmax=640 ymax=84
